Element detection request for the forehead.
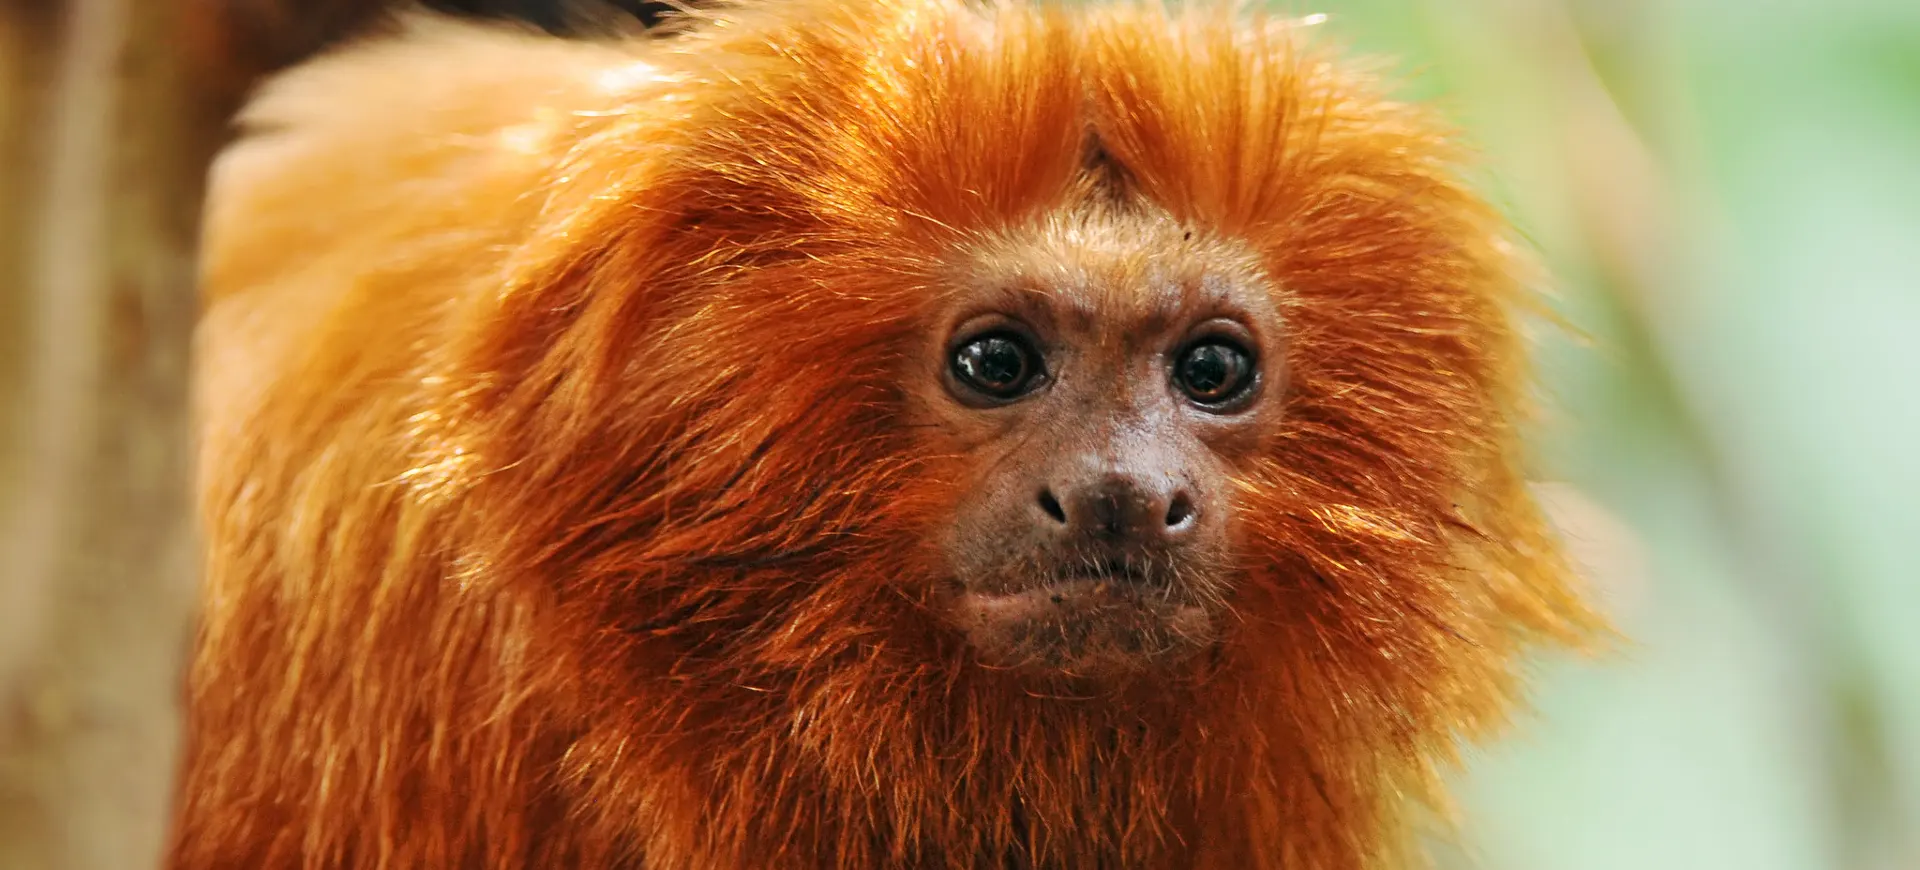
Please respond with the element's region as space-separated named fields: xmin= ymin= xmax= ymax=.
xmin=943 ymin=209 xmax=1274 ymax=333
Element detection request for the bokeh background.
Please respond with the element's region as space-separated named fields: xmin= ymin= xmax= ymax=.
xmin=1299 ymin=0 xmax=1920 ymax=868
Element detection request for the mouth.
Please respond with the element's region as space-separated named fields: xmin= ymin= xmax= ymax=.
xmin=1059 ymin=557 xmax=1152 ymax=585
xmin=951 ymin=559 xmax=1217 ymax=677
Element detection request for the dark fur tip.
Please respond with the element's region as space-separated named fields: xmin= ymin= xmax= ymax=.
xmin=422 ymin=0 xmax=699 ymax=34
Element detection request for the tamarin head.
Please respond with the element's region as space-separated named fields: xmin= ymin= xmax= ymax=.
xmin=442 ymin=0 xmax=1594 ymax=689
xmin=932 ymin=213 xmax=1275 ymax=675
xmin=187 ymin=0 xmax=1602 ymax=865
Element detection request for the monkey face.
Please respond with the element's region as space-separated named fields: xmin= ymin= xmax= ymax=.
xmin=919 ymin=211 xmax=1285 ymax=677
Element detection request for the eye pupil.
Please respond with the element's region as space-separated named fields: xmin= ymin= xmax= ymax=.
xmin=1183 ymin=347 xmax=1230 ymax=393
xmin=973 ymin=339 xmax=1024 ymax=385
xmin=953 ymin=334 xmax=1038 ymax=398
xmin=1177 ymin=341 xmax=1253 ymax=406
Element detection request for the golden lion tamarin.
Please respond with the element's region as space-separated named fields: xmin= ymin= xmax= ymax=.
xmin=173 ymin=0 xmax=1600 ymax=867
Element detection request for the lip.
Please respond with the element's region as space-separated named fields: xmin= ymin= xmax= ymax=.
xmin=957 ymin=553 xmax=1197 ymax=619
xmin=950 ymin=574 xmax=1216 ymax=675
xmin=964 ymin=575 xmax=1158 ymax=616
xmin=970 ymin=556 xmax=1168 ymax=599
xmin=1058 ymin=558 xmax=1151 ymax=584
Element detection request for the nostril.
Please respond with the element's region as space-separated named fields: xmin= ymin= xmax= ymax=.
xmin=1038 ymin=489 xmax=1067 ymax=524
xmin=1164 ymin=492 xmax=1194 ymax=529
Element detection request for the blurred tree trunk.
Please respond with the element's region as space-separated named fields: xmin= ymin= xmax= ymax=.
xmin=0 ymin=0 xmax=230 ymax=866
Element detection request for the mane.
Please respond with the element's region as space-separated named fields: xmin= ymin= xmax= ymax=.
xmin=177 ymin=1 xmax=1599 ymax=867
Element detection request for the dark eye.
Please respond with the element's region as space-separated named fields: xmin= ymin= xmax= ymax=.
xmin=1175 ymin=340 xmax=1256 ymax=407
xmin=952 ymin=333 xmax=1042 ymax=400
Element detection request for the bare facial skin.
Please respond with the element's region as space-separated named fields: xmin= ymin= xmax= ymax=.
xmin=925 ymin=209 xmax=1285 ymax=677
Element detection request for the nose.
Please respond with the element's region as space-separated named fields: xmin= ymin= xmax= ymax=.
xmin=1035 ymin=472 xmax=1197 ymax=546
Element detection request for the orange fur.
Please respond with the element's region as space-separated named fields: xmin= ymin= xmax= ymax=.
xmin=175 ymin=2 xmax=1600 ymax=867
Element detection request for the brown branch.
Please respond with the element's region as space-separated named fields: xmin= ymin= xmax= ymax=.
xmin=0 ymin=1 xmax=224 ymax=867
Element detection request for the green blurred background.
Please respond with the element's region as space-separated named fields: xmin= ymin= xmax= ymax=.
xmin=1300 ymin=0 xmax=1919 ymax=867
